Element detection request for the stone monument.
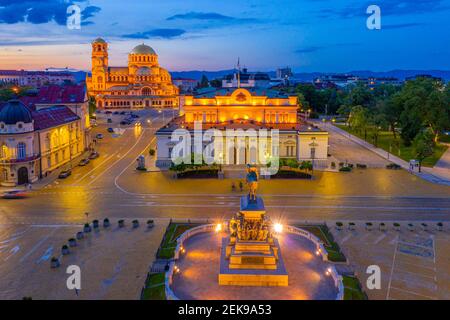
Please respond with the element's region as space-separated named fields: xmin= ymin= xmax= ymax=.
xmin=218 ymin=165 xmax=288 ymax=286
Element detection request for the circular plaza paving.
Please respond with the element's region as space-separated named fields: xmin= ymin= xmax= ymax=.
xmin=171 ymin=231 xmax=338 ymax=300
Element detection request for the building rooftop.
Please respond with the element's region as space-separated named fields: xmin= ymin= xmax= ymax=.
xmin=19 ymin=84 xmax=86 ymax=108
xmin=131 ymin=44 xmax=156 ymax=55
xmin=32 ymin=106 xmax=80 ymax=130
xmin=193 ymin=87 xmax=291 ymax=99
xmin=0 ymin=100 xmax=33 ymax=125
xmin=156 ymin=115 xmax=325 ymax=134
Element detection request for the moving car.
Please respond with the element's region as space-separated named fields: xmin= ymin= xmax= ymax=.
xmin=78 ymin=158 xmax=90 ymax=166
xmin=107 ymin=127 xmax=114 ymax=133
xmin=96 ymin=133 xmax=104 ymax=139
xmin=58 ymin=170 xmax=72 ymax=179
xmin=89 ymin=151 xmax=100 ymax=159
xmin=2 ymin=190 xmax=28 ymax=199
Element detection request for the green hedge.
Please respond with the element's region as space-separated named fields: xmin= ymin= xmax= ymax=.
xmin=272 ymin=170 xmax=312 ymax=179
xmin=343 ymin=276 xmax=368 ymax=300
xmin=156 ymin=223 xmax=201 ymax=259
xmin=141 ymin=273 xmax=166 ymax=300
xmin=176 ymin=169 xmax=218 ymax=179
xmin=297 ymin=224 xmax=347 ymax=262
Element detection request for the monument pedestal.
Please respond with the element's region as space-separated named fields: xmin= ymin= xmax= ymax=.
xmin=218 ymin=195 xmax=288 ymax=287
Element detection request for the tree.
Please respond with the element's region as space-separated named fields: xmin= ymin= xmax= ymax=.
xmin=197 ymin=75 xmax=209 ymax=89
xmin=395 ymin=77 xmax=447 ymax=146
xmin=423 ymin=89 xmax=450 ymax=143
xmin=88 ymin=96 xmax=96 ymax=116
xmin=209 ymin=78 xmax=221 ymax=88
xmin=348 ymin=105 xmax=369 ymax=139
xmin=347 ymin=82 xmax=374 ymax=109
xmin=413 ymin=129 xmax=434 ymax=172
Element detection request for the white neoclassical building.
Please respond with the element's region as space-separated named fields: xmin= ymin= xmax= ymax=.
xmin=155 ymin=87 xmax=329 ymax=168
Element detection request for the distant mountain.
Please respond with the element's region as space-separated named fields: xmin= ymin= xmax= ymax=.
xmin=171 ymin=69 xmax=450 ymax=82
xmin=60 ymin=68 xmax=450 ymax=84
xmin=347 ymin=70 xmax=450 ymax=81
xmin=170 ymin=69 xmax=235 ymax=80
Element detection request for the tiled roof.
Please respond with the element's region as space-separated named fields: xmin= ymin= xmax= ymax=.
xmin=19 ymin=85 xmax=86 ymax=108
xmin=0 ymin=70 xmax=72 ymax=77
xmin=32 ymin=106 xmax=79 ymax=130
xmin=157 ymin=115 xmax=325 ymax=134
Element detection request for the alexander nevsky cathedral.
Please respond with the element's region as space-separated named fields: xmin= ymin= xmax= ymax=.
xmin=86 ymin=38 xmax=179 ymax=109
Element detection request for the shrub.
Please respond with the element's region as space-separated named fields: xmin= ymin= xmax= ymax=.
xmin=339 ymin=166 xmax=352 ymax=172
xmin=356 ymin=163 xmax=367 ymax=169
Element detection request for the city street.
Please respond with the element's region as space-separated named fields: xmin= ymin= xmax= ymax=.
xmin=1 ymin=107 xmax=450 ymax=300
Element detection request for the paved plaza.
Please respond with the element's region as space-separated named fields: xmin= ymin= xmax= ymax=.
xmin=0 ymin=219 xmax=167 ymax=299
xmin=331 ymin=223 xmax=450 ymax=300
xmin=171 ymin=232 xmax=337 ymax=300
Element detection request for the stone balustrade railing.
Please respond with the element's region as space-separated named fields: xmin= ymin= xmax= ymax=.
xmin=165 ymin=224 xmax=215 ymax=300
xmin=285 ymin=225 xmax=328 ymax=261
xmin=285 ymin=225 xmax=344 ymax=300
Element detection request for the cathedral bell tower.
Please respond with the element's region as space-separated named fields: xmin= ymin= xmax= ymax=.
xmin=91 ymin=38 xmax=108 ymax=91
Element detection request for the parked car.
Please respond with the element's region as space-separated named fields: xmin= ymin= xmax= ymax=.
xmin=120 ymin=120 xmax=131 ymax=125
xmin=78 ymin=158 xmax=90 ymax=166
xmin=107 ymin=118 xmax=112 ymax=123
xmin=113 ymin=111 xmax=119 ymax=115
xmin=105 ymin=111 xmax=112 ymax=114
xmin=2 ymin=190 xmax=28 ymax=199
xmin=58 ymin=170 xmax=72 ymax=179
xmin=89 ymin=152 xmax=100 ymax=159
xmin=96 ymin=133 xmax=104 ymax=139
xmin=107 ymin=127 xmax=114 ymax=133
xmin=120 ymin=111 xmax=126 ymax=115
xmin=131 ymin=114 xmax=139 ymax=118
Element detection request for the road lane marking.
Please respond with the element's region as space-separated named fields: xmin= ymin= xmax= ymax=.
xmin=88 ymin=128 xmax=150 ymax=186
xmin=19 ymin=228 xmax=58 ymax=263
xmin=71 ymin=152 xmax=117 ymax=184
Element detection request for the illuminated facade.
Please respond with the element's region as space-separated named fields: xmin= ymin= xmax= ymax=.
xmin=86 ymin=38 xmax=179 ymax=109
xmin=156 ymin=87 xmax=328 ymax=168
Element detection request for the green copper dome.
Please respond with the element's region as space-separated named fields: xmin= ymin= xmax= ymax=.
xmin=93 ymin=37 xmax=106 ymax=43
xmin=131 ymin=44 xmax=156 ymax=55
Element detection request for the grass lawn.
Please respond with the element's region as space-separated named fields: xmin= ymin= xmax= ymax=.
xmin=141 ymin=273 xmax=166 ymax=300
xmin=157 ymin=223 xmax=201 ymax=259
xmin=297 ymin=224 xmax=347 ymax=263
xmin=343 ymin=276 xmax=368 ymax=300
xmin=336 ymin=125 xmax=448 ymax=167
xmin=440 ymin=134 xmax=450 ymax=143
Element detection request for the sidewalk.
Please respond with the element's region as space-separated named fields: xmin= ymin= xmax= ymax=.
xmin=0 ymin=150 xmax=90 ymax=192
xmin=325 ymin=123 xmax=450 ymax=186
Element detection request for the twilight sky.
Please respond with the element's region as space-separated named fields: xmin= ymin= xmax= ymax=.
xmin=0 ymin=0 xmax=449 ymax=72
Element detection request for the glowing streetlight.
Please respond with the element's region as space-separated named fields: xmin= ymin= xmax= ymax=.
xmin=273 ymin=223 xmax=283 ymax=234
xmin=215 ymin=223 xmax=222 ymax=233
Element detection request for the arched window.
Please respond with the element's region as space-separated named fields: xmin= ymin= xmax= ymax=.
xmin=0 ymin=144 xmax=7 ymax=158
xmin=142 ymin=88 xmax=151 ymax=96
xmin=17 ymin=142 xmax=26 ymax=159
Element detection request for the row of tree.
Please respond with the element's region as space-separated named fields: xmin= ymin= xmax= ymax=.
xmin=281 ymin=77 xmax=449 ymax=170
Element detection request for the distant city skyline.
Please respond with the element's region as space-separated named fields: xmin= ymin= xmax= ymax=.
xmin=0 ymin=0 xmax=449 ymax=72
